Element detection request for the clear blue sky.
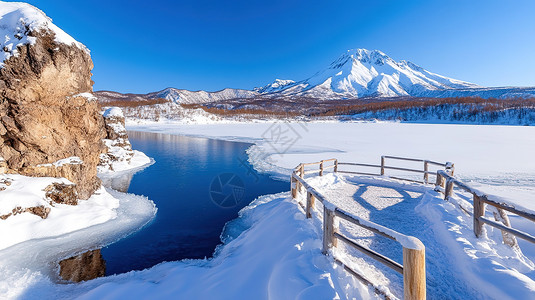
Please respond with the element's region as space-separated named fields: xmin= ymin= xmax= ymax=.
xmin=18 ymin=0 xmax=535 ymax=93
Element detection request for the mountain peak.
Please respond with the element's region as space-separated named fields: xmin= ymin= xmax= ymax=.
xmin=254 ymin=79 xmax=295 ymax=94
xmin=329 ymin=48 xmax=393 ymax=69
xmin=277 ymin=47 xmax=482 ymax=98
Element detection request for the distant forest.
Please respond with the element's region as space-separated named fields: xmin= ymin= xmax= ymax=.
xmin=98 ymin=95 xmax=535 ymax=125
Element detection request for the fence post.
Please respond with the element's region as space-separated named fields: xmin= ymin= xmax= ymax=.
xmin=444 ymin=178 xmax=454 ymax=199
xmin=423 ymin=161 xmax=429 ymax=184
xmin=435 ymin=172 xmax=444 ymax=192
xmin=291 ymin=173 xmax=297 ymax=199
xmin=306 ymin=192 xmax=315 ymax=219
xmin=403 ymin=246 xmax=426 ymax=300
xmin=446 ymin=162 xmax=454 ymax=176
xmin=492 ymin=207 xmax=519 ymax=248
xmin=299 ymin=164 xmax=305 ymax=193
xmin=322 ymin=206 xmax=338 ymax=254
xmin=320 ymin=160 xmax=324 ymax=176
xmin=380 ymin=156 xmax=385 ymax=176
xmin=334 ymin=159 xmax=338 ymax=172
xmin=473 ymin=194 xmax=485 ymax=238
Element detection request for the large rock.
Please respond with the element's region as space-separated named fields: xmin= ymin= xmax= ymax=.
xmin=98 ymin=107 xmax=135 ymax=172
xmin=0 ymin=28 xmax=106 ymax=199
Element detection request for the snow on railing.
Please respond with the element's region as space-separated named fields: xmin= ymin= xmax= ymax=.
xmin=436 ymin=170 xmax=535 ymax=247
xmin=333 ymin=155 xmax=454 ymax=185
xmin=291 ymin=159 xmax=427 ymax=300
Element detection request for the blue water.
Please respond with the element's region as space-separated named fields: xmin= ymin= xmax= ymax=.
xmin=101 ymin=131 xmax=287 ymax=275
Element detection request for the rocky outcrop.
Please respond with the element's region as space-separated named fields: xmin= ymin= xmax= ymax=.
xmin=59 ymin=249 xmax=106 ymax=282
xmin=0 ymin=205 xmax=51 ymax=220
xmin=45 ymin=182 xmax=78 ymax=205
xmin=98 ymin=107 xmax=135 ymax=172
xmin=0 ymin=156 xmax=6 ymax=174
xmin=0 ymin=27 xmax=106 ymax=199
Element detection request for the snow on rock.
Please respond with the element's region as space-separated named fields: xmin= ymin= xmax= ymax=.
xmin=0 ymin=188 xmax=156 ymax=299
xmin=98 ymin=107 xmax=151 ymax=173
xmin=70 ymin=92 xmax=98 ymax=102
xmin=37 ymin=156 xmax=83 ymax=168
xmin=0 ymin=174 xmax=120 ymax=250
xmin=102 ymin=107 xmax=124 ymax=118
xmin=0 ymin=1 xmax=87 ymax=66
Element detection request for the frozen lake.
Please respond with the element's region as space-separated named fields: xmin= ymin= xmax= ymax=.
xmin=101 ymin=131 xmax=288 ymax=275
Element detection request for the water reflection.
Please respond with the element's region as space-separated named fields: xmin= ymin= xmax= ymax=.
xmin=59 ymin=249 xmax=106 ymax=282
xmin=100 ymin=172 xmax=135 ymax=192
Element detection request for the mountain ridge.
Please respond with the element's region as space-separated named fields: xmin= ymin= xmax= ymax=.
xmin=96 ymin=48 xmax=535 ymax=103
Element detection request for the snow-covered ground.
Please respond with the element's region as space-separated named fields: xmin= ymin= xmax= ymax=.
xmin=2 ymin=120 xmax=533 ymax=299
xmin=0 ymin=188 xmax=157 ymax=299
xmin=118 ymin=120 xmax=533 ymax=299
xmin=127 ymin=121 xmax=535 ymax=178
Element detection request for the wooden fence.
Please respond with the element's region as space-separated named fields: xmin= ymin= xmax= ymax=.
xmin=291 ymin=158 xmax=432 ymax=300
xmin=290 ymin=155 xmax=535 ymax=299
xmin=435 ymin=170 xmax=535 ymax=247
xmin=334 ymin=155 xmax=454 ymax=185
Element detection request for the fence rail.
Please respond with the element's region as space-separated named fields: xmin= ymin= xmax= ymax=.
xmin=436 ymin=170 xmax=535 ymax=247
xmin=291 ymin=159 xmax=428 ymax=300
xmin=335 ymin=156 xmax=454 ymax=185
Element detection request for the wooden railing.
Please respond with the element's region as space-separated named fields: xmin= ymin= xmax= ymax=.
xmin=291 ymin=159 xmax=427 ymax=300
xmin=336 ymin=155 xmax=454 ymax=185
xmin=290 ymin=155 xmax=534 ymax=299
xmin=436 ymin=170 xmax=535 ymax=247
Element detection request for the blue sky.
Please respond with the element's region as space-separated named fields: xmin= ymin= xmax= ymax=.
xmin=19 ymin=0 xmax=535 ymax=93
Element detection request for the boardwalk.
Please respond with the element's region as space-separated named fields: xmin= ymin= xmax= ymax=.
xmin=305 ymin=173 xmax=480 ymax=298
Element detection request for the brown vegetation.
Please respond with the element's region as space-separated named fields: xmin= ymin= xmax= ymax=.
xmin=312 ymin=97 xmax=535 ymax=117
xmin=98 ymin=98 xmax=167 ymax=108
xmin=180 ymin=103 xmax=301 ymax=118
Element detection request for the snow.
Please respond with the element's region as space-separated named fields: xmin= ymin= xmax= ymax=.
xmin=254 ymin=79 xmax=296 ymax=94
xmin=148 ymin=87 xmax=258 ymax=104
xmin=0 ymin=188 xmax=156 ymax=299
xmin=0 ymin=1 xmax=87 ymax=66
xmin=71 ymin=92 xmax=98 ymax=102
xmin=103 ymin=107 xmax=124 ymax=118
xmin=98 ymin=149 xmax=152 ymax=174
xmin=2 ymin=118 xmax=534 ymax=299
xmin=37 ymin=156 xmax=83 ymax=168
xmin=98 ymin=107 xmax=152 ymax=174
xmin=127 ymin=121 xmax=535 ymax=178
xmin=0 ymin=192 xmax=374 ymax=299
xmin=0 ymin=174 xmax=121 ymax=250
xmin=0 ymin=174 xmax=72 ymax=217
xmin=417 ymin=188 xmax=535 ymax=299
xmin=266 ymin=48 xmax=485 ymax=99
xmin=112 ymin=121 xmax=532 ymax=298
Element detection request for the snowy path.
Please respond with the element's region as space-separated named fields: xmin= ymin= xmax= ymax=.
xmin=304 ymin=173 xmax=532 ymax=299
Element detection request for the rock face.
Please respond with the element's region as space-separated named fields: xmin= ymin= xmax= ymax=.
xmin=0 ymin=29 xmax=106 ymax=199
xmin=98 ymin=107 xmax=135 ymax=172
xmin=59 ymin=249 xmax=106 ymax=282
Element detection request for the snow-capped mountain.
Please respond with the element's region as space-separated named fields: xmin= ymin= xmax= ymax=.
xmin=146 ymin=87 xmax=258 ymax=104
xmin=261 ymin=49 xmax=482 ymax=99
xmin=253 ymin=79 xmax=295 ymax=94
xmin=96 ymin=48 xmax=535 ymax=103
